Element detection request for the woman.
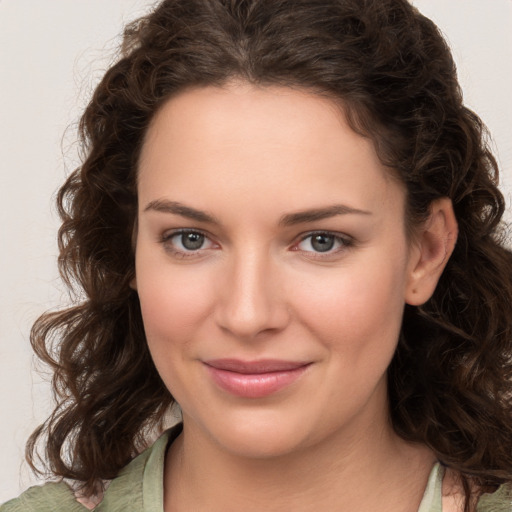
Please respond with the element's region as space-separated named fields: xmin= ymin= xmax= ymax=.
xmin=2 ymin=0 xmax=512 ymax=510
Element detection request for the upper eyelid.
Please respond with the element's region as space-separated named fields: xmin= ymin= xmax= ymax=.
xmin=295 ymin=230 xmax=353 ymax=245
xmin=162 ymin=227 xmax=212 ymax=241
xmin=298 ymin=230 xmax=351 ymax=239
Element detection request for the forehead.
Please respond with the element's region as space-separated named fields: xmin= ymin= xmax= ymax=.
xmin=141 ymin=83 xmax=368 ymax=166
xmin=137 ymin=83 xmax=404 ymax=222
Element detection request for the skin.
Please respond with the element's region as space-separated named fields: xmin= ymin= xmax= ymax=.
xmin=133 ymin=82 xmax=458 ymax=512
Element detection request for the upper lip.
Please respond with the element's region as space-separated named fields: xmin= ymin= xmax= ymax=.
xmin=204 ymin=359 xmax=311 ymax=374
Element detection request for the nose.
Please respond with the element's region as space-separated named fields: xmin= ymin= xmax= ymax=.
xmin=215 ymin=249 xmax=290 ymax=340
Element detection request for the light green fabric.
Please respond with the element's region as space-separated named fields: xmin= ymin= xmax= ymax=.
xmin=478 ymin=483 xmax=512 ymax=511
xmin=418 ymin=463 xmax=512 ymax=512
xmin=2 ymin=425 xmax=510 ymax=511
xmin=0 ymin=425 xmax=180 ymax=512
xmin=418 ymin=462 xmax=443 ymax=512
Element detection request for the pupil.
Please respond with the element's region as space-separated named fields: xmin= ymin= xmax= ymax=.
xmin=182 ymin=232 xmax=204 ymax=250
xmin=312 ymin=234 xmax=334 ymax=252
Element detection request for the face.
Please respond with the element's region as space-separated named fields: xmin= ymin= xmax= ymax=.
xmin=134 ymin=82 xmax=417 ymax=458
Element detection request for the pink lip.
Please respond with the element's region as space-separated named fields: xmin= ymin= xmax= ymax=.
xmin=204 ymin=359 xmax=311 ymax=398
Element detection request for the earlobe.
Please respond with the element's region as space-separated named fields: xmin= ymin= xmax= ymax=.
xmin=405 ymin=197 xmax=458 ymax=306
xmin=130 ymin=276 xmax=138 ymax=291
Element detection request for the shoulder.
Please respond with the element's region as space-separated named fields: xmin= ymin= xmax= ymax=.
xmin=0 ymin=481 xmax=86 ymax=512
xmin=477 ymin=482 xmax=512 ymax=511
xmin=1 ymin=424 xmax=182 ymax=512
xmin=441 ymin=466 xmax=512 ymax=512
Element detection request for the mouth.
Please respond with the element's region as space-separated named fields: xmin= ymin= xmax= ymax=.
xmin=203 ymin=359 xmax=311 ymax=398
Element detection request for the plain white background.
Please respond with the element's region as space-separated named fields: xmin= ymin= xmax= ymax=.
xmin=1 ymin=0 xmax=511 ymax=503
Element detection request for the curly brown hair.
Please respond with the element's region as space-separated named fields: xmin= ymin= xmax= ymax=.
xmin=27 ymin=0 xmax=512 ymax=507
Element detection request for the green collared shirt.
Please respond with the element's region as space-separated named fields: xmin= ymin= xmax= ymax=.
xmin=2 ymin=425 xmax=511 ymax=511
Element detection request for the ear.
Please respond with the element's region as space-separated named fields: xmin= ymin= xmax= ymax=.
xmin=405 ymin=197 xmax=458 ymax=306
xmin=130 ymin=275 xmax=138 ymax=291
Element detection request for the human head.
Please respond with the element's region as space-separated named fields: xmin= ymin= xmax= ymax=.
xmin=72 ymin=0 xmax=504 ymax=285
xmin=31 ymin=0 xmax=511 ymax=496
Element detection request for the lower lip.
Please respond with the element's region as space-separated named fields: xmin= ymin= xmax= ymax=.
xmin=205 ymin=365 xmax=310 ymax=398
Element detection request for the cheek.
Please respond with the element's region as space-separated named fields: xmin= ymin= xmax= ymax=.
xmin=136 ymin=262 xmax=218 ymax=402
xmin=290 ymin=254 xmax=407 ymax=363
xmin=137 ymin=267 xmax=214 ymax=344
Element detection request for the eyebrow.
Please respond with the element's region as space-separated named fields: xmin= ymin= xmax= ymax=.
xmin=278 ymin=204 xmax=372 ymax=226
xmin=144 ymin=199 xmax=220 ymax=224
xmin=143 ymin=199 xmax=371 ymax=226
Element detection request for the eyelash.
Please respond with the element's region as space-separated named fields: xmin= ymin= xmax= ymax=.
xmin=160 ymin=229 xmax=217 ymax=259
xmin=160 ymin=229 xmax=354 ymax=260
xmin=293 ymin=231 xmax=354 ymax=259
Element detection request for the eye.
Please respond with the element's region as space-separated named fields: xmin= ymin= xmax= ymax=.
xmin=175 ymin=231 xmax=207 ymax=250
xmin=161 ymin=229 xmax=217 ymax=257
xmin=294 ymin=232 xmax=353 ymax=255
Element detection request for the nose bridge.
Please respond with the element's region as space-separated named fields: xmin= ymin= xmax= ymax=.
xmin=216 ymin=244 xmax=288 ymax=338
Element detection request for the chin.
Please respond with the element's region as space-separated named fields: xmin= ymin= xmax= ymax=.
xmin=192 ymin=407 xmax=317 ymax=460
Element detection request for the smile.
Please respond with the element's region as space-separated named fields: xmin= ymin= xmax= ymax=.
xmin=203 ymin=359 xmax=311 ymax=398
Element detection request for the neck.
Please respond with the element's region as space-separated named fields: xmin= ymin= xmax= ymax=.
xmin=164 ymin=411 xmax=435 ymax=512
